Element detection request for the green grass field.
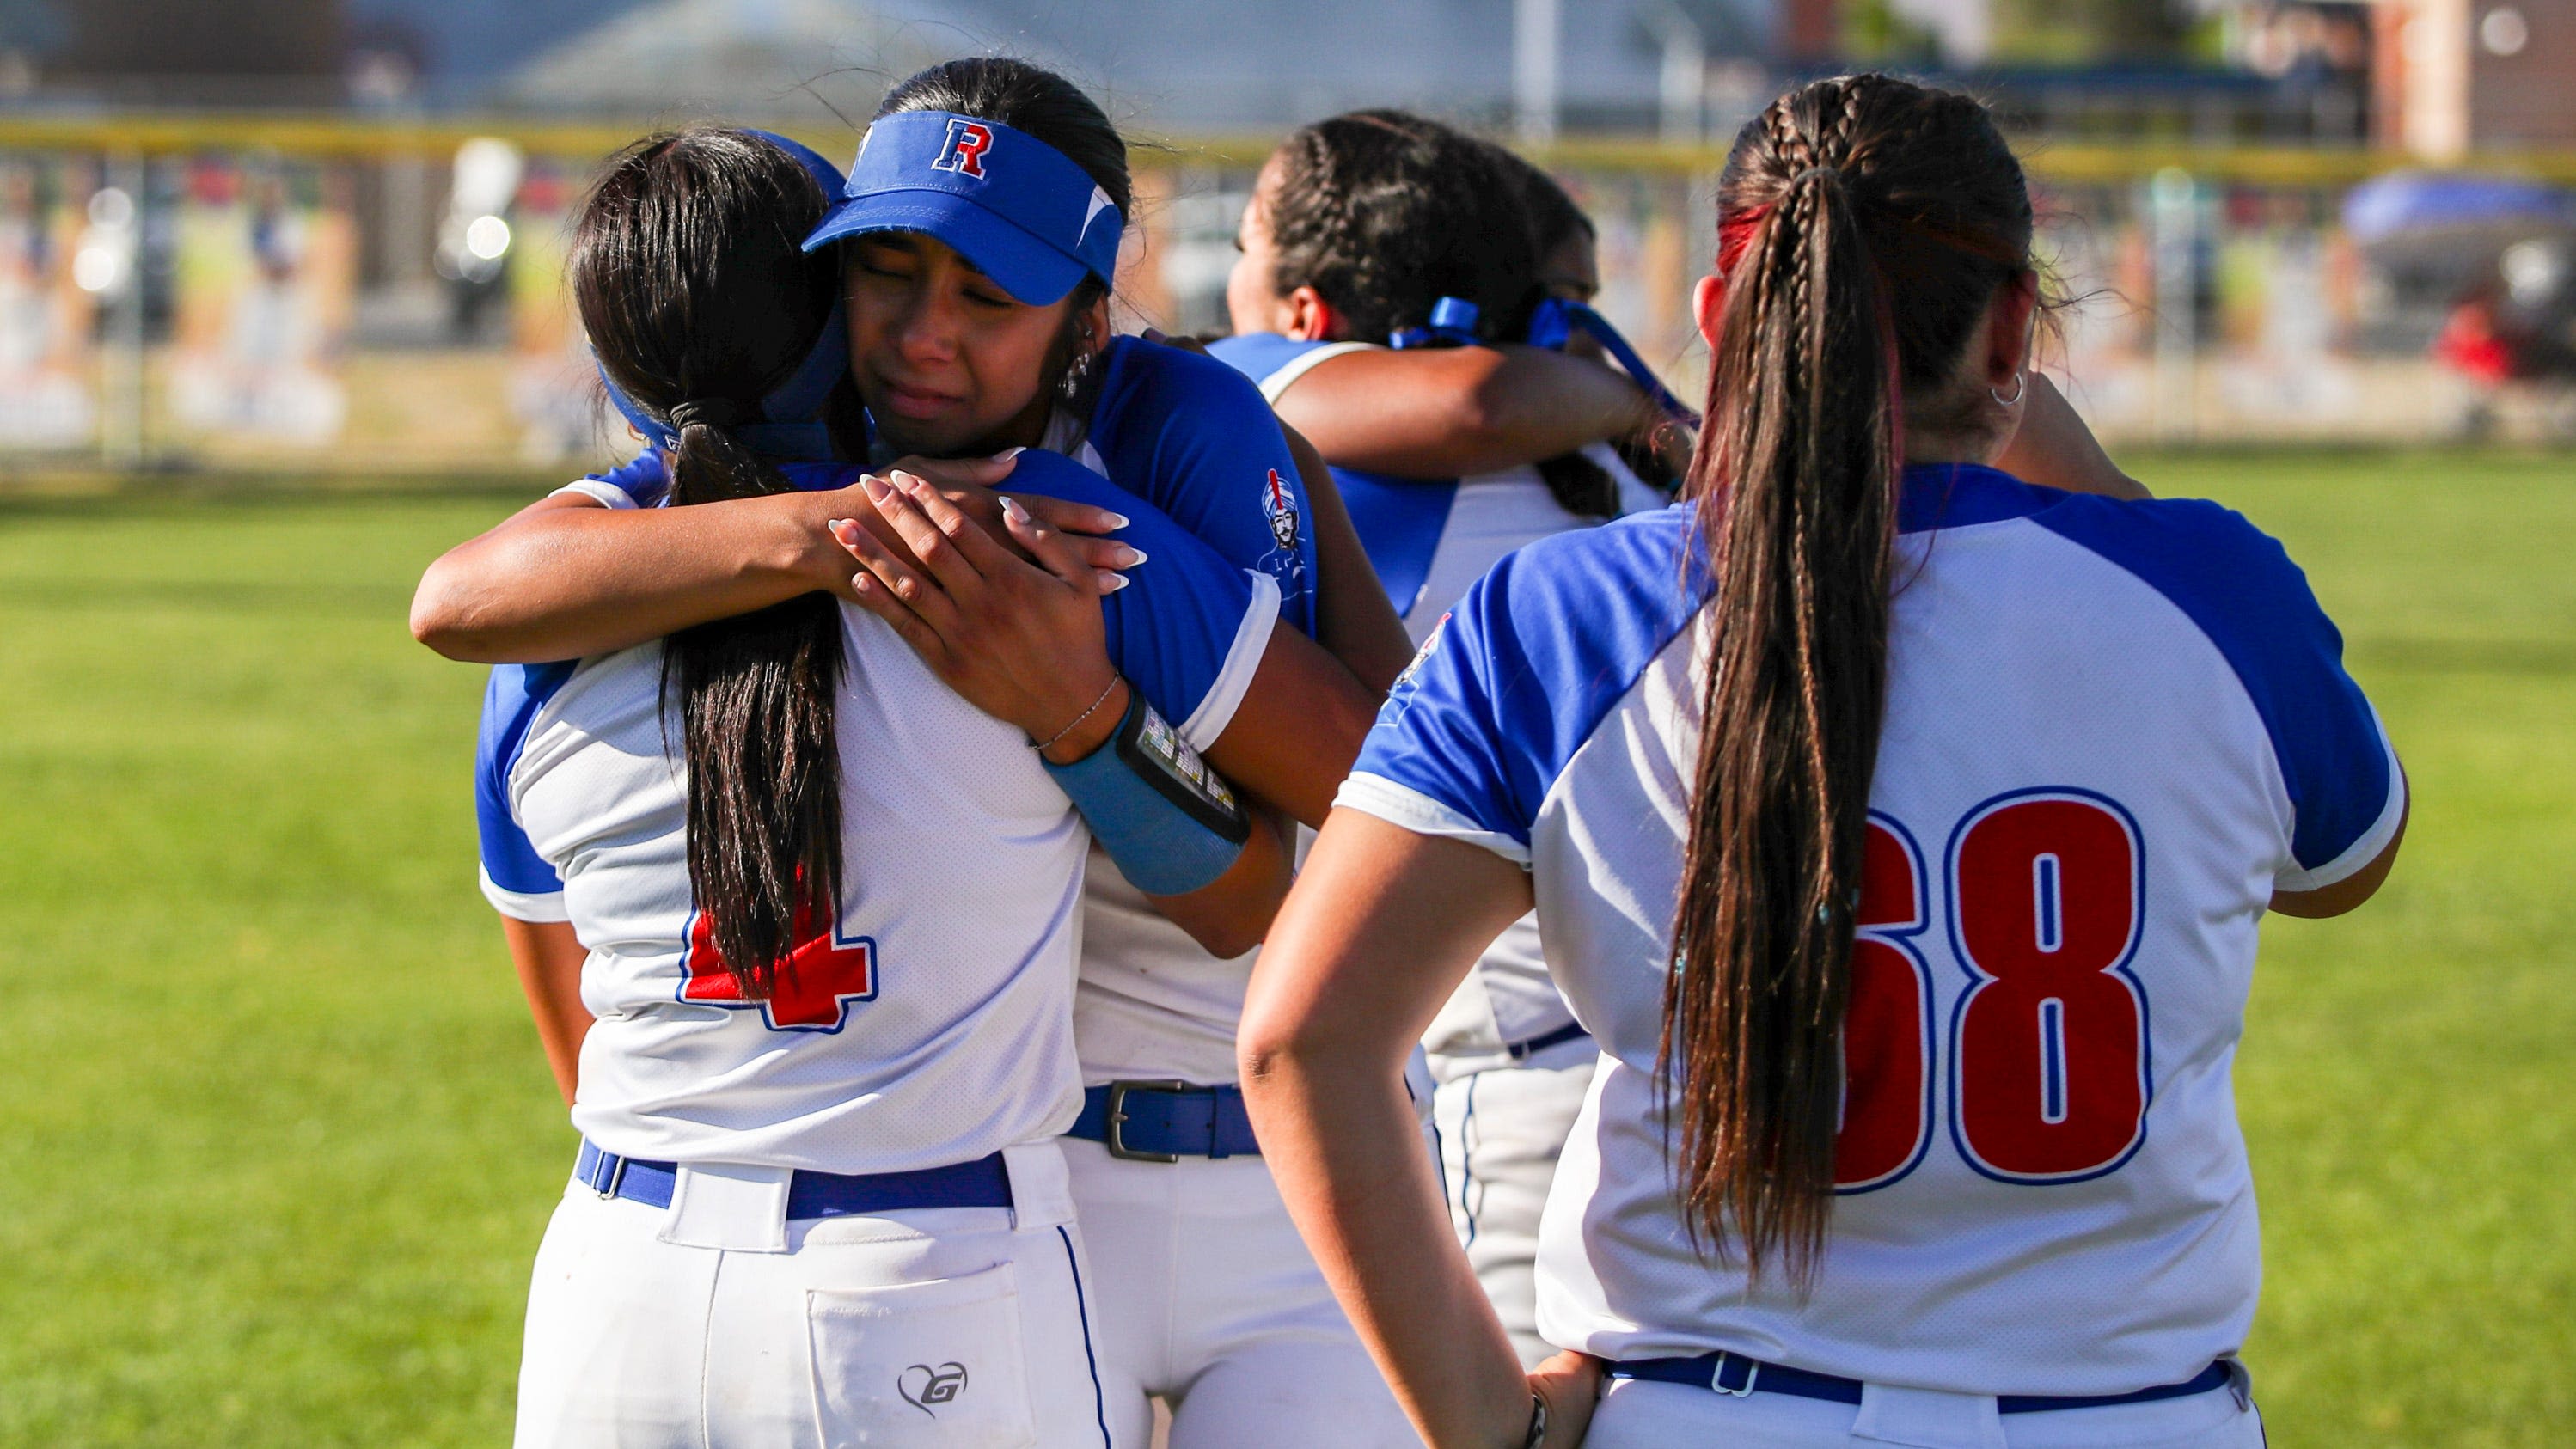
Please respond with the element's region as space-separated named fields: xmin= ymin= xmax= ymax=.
xmin=0 ymin=454 xmax=2568 ymax=1446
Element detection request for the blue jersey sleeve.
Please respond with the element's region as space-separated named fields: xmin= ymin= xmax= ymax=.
xmin=1342 ymin=511 xmax=1708 ymax=865
xmin=1206 ymin=332 xmax=1331 ymax=388
xmin=1088 ymin=336 xmax=1318 ymax=637
xmin=555 ymin=449 xmax=670 ymax=509
xmin=1208 ymin=331 xmax=1464 ymax=617
xmin=2036 ymin=497 xmax=2403 ymax=888
xmin=1342 ymin=590 xmax=1533 ymax=864
xmin=477 ymin=663 xmax=576 ymax=920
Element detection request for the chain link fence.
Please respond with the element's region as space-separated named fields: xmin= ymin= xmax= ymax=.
xmin=5 ymin=119 xmax=2571 ymax=480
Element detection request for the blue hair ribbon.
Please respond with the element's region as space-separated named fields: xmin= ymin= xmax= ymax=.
xmin=1389 ymin=296 xmax=1483 ymax=350
xmin=1526 ymin=296 xmax=1700 ymax=425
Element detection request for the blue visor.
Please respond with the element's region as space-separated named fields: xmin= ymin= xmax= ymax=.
xmin=599 ymin=129 xmax=855 ymax=462
xmin=803 ymin=110 xmax=1123 ymax=307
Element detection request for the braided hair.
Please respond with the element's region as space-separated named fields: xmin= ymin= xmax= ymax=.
xmin=1258 ymin=110 xmax=1539 ymax=346
xmin=1665 ymin=74 xmax=2034 ymax=1287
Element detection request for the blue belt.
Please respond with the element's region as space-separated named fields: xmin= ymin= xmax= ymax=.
xmin=1505 ymin=1022 xmax=1592 ymax=1061
xmin=1068 ymin=1081 xmax=1261 ymax=1162
xmin=572 ymin=1140 xmax=1013 ymax=1218
xmin=1610 ymin=1352 xmax=2234 ymax=1415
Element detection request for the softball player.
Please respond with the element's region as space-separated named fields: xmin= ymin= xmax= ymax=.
xmin=810 ymin=63 xmax=1422 ymax=1448
xmin=1210 ymin=112 xmax=1672 ymax=1367
xmin=1243 ymin=74 xmax=2406 ymax=1449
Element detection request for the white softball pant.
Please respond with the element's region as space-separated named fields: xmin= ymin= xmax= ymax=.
xmin=1427 ymin=1042 xmax=1598 ymax=1371
xmin=513 ymin=1141 xmax=1119 ymax=1448
xmin=1061 ymin=1135 xmax=1423 ymax=1448
xmin=1585 ymin=1370 xmax=2265 ymax=1449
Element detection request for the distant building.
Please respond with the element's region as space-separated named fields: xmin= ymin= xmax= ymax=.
xmin=44 ymin=0 xmax=350 ymax=105
xmin=422 ymin=0 xmax=1783 ymax=138
xmin=2374 ymin=0 xmax=2576 ymax=155
xmin=493 ymin=0 xmax=981 ymax=119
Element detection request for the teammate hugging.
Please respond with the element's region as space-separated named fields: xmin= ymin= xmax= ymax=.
xmin=419 ymin=62 xmax=2403 ymax=1449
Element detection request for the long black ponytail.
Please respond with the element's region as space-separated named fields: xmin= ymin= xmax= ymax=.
xmin=569 ymin=127 xmax=849 ymax=1000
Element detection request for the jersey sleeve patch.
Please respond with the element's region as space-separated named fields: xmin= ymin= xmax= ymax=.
xmin=476 ymin=662 xmax=577 ymax=918
xmin=2034 ymin=496 xmax=2399 ymax=883
xmin=1087 ymin=337 xmax=1318 ymax=636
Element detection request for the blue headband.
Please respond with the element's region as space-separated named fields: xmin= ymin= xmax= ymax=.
xmin=1527 ymin=296 xmax=1701 ymax=425
xmin=802 ymin=110 xmax=1123 ymax=307
xmin=599 ymin=130 xmax=854 ymax=463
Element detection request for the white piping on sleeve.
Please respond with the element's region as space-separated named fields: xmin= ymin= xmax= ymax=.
xmin=548 ymin=480 xmax=638 ymax=510
xmin=480 ymin=865 xmax=572 ymax=923
xmin=1335 ymin=773 xmax=1533 ymax=869
xmin=2276 ymin=709 xmax=2408 ymax=892
xmin=1256 ymin=341 xmax=1382 ymax=405
xmin=1176 ymin=571 xmax=1282 ymax=751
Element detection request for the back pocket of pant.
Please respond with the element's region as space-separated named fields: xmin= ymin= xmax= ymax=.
xmin=808 ymin=1261 xmax=1038 ymax=1449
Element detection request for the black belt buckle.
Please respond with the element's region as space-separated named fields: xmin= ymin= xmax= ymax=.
xmin=1103 ymin=1079 xmax=1190 ymax=1163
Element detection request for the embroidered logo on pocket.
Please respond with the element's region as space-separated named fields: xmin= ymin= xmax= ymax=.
xmin=810 ymin=1262 xmax=1036 ymax=1447
xmin=898 ymin=1363 xmax=969 ymax=1415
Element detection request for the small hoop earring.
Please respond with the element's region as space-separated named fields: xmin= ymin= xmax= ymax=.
xmin=1990 ymin=370 xmax=2027 ymax=407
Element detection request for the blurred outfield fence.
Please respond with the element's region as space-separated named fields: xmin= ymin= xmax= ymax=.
xmin=7 ymin=113 xmax=2576 ymax=478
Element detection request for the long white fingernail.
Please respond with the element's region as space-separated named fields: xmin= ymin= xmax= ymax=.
xmin=1104 ymin=512 xmax=1131 ymax=529
xmin=1098 ymin=572 xmax=1130 ymax=593
xmin=997 ymin=446 xmax=1026 ymax=460
xmin=1116 ymin=545 xmax=1147 ymax=566
xmin=1001 ymin=497 xmax=1031 ymax=525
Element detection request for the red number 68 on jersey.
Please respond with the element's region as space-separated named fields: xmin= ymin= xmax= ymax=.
xmin=1836 ymin=790 xmax=2150 ymax=1192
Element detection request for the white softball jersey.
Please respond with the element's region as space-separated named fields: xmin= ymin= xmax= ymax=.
xmin=1340 ymin=463 xmax=2404 ymax=1396
xmin=1210 ymin=331 xmax=1664 ymax=1063
xmin=474 ymin=449 xmax=1276 ymax=1176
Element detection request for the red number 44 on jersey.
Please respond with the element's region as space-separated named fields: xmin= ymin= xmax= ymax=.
xmin=678 ymin=901 xmax=878 ymax=1031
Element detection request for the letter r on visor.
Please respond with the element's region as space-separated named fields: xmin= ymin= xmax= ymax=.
xmin=935 ymin=119 xmax=993 ymax=179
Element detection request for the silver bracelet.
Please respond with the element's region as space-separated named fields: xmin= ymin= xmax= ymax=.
xmin=1521 ymin=1392 xmax=1548 ymax=1449
xmin=1031 ymin=675 xmax=1122 ymax=752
